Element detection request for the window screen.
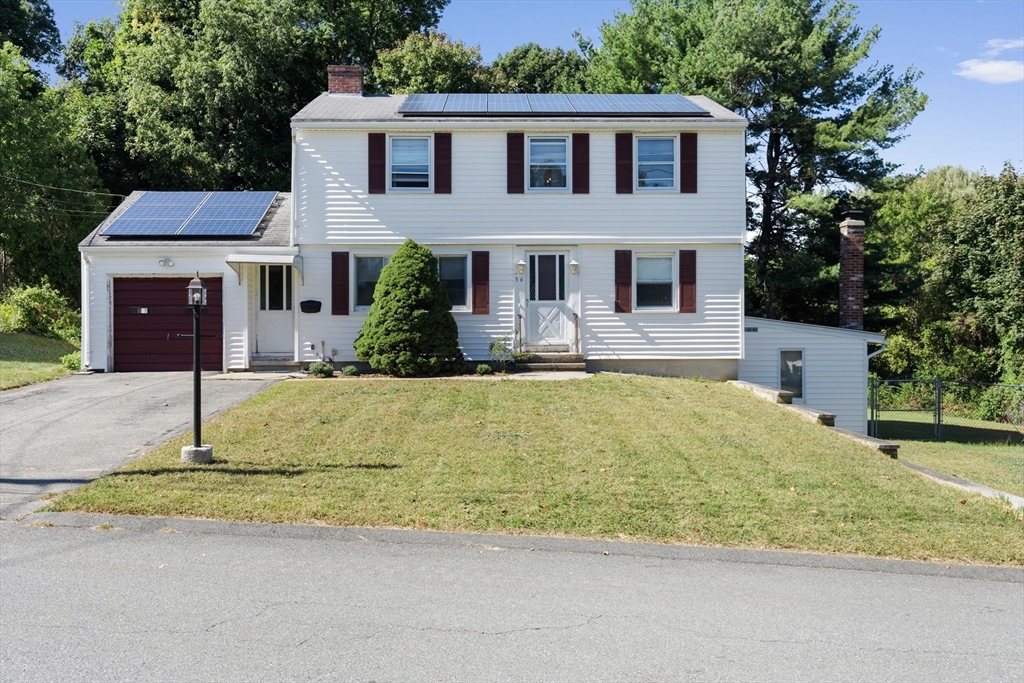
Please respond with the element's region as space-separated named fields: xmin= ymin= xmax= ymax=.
xmin=391 ymin=138 xmax=429 ymax=188
xmin=636 ymin=256 xmax=673 ymax=308
xmin=438 ymin=256 xmax=467 ymax=307
xmin=780 ymin=350 xmax=803 ymax=399
xmin=529 ymin=138 xmax=567 ymax=189
xmin=356 ymin=257 xmax=389 ymax=307
xmin=637 ymin=138 xmax=675 ymax=188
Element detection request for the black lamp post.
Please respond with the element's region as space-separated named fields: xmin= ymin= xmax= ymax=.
xmin=181 ymin=274 xmax=213 ymax=463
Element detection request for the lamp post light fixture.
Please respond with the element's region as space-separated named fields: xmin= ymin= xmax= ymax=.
xmin=180 ymin=273 xmax=213 ymax=464
xmin=517 ymin=260 xmax=526 ymax=275
xmin=569 ymin=259 xmax=579 ymax=275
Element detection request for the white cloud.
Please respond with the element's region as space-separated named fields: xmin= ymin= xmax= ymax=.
xmin=983 ymin=38 xmax=1024 ymax=56
xmin=954 ymin=59 xmax=1024 ymax=84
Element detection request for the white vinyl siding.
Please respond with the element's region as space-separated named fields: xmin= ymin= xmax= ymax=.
xmin=739 ymin=318 xmax=882 ymax=433
xmin=293 ymin=129 xmax=745 ymax=245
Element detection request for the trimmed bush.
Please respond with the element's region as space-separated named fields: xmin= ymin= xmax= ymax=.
xmin=307 ymin=361 xmax=334 ymax=378
xmin=475 ymin=363 xmax=493 ymax=375
xmin=0 ymin=281 xmax=80 ymax=343
xmin=342 ymin=365 xmax=360 ymax=376
xmin=354 ymin=239 xmax=464 ymax=376
xmin=60 ymin=350 xmax=82 ymax=371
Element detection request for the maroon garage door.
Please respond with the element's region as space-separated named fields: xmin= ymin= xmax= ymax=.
xmin=113 ymin=277 xmax=223 ymax=372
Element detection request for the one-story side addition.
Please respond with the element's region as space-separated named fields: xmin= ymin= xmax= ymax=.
xmin=78 ymin=66 xmax=884 ymax=433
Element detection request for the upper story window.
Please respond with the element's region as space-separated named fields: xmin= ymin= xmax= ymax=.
xmin=635 ymin=254 xmax=674 ymax=309
xmin=528 ymin=137 xmax=568 ymax=190
xmin=636 ymin=137 xmax=675 ymax=190
xmin=438 ymin=256 xmax=468 ymax=308
xmin=355 ymin=256 xmax=390 ymax=308
xmin=390 ymin=137 xmax=430 ymax=190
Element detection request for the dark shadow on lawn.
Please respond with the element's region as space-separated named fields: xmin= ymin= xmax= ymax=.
xmin=876 ymin=417 xmax=1024 ymax=445
xmin=105 ymin=462 xmax=402 ymax=477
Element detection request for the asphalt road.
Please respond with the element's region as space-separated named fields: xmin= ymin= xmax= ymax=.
xmin=0 ymin=372 xmax=279 ymax=519
xmin=1 ymin=513 xmax=1021 ymax=682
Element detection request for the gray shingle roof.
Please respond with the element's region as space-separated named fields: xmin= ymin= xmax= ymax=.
xmin=292 ymin=93 xmax=745 ymax=124
xmin=79 ymin=192 xmax=291 ymax=249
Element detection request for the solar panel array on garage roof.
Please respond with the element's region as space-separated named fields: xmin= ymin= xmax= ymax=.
xmin=396 ymin=93 xmax=710 ymax=117
xmin=101 ymin=191 xmax=277 ymax=238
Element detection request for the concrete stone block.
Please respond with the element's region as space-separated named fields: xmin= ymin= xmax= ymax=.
xmin=181 ymin=445 xmax=213 ymax=463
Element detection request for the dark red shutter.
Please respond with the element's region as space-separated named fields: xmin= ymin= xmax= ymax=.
xmin=434 ymin=133 xmax=451 ymax=194
xmin=572 ymin=133 xmax=589 ymax=194
xmin=614 ymin=250 xmax=632 ymax=313
xmin=472 ymin=251 xmax=490 ymax=314
xmin=680 ymin=133 xmax=697 ymax=193
xmin=679 ymin=249 xmax=696 ymax=313
xmin=368 ymin=133 xmax=386 ymax=194
xmin=332 ymin=252 xmax=349 ymax=315
xmin=507 ymin=133 xmax=524 ymax=194
xmin=615 ymin=133 xmax=633 ymax=194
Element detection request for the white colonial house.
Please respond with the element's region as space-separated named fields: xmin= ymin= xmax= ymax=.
xmin=78 ymin=66 xmax=884 ymax=432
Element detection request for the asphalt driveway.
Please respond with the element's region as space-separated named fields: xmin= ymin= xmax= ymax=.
xmin=0 ymin=372 xmax=280 ymax=519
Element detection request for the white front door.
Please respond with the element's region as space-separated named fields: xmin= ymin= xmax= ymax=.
xmin=255 ymin=265 xmax=294 ymax=355
xmin=525 ymin=252 xmax=571 ymax=348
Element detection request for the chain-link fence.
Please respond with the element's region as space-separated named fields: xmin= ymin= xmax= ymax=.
xmin=869 ymin=379 xmax=1024 ymax=444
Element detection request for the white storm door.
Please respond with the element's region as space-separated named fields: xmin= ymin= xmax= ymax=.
xmin=255 ymin=265 xmax=294 ymax=355
xmin=525 ymin=252 xmax=570 ymax=346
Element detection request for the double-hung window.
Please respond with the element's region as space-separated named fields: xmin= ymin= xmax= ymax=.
xmin=635 ymin=255 xmax=674 ymax=309
xmin=355 ymin=256 xmax=390 ymax=308
xmin=390 ymin=137 xmax=430 ymax=190
xmin=437 ymin=255 xmax=468 ymax=308
xmin=636 ymin=137 xmax=675 ymax=189
xmin=528 ymin=137 xmax=568 ymax=190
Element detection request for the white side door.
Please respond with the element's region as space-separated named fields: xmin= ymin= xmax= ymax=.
xmin=255 ymin=265 xmax=294 ymax=355
xmin=525 ymin=252 xmax=571 ymax=348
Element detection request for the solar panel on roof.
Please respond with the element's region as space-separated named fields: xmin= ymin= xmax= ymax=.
xmin=645 ymin=94 xmax=708 ymax=115
xmin=396 ymin=93 xmax=448 ymax=113
xmin=101 ymin=190 xmax=275 ymax=238
xmin=488 ymin=94 xmax=532 ymax=113
xmin=565 ymin=94 xmax=616 ymax=113
xmin=443 ymin=93 xmax=487 ymax=113
xmin=606 ymin=94 xmax=661 ymax=113
xmin=526 ymin=94 xmax=575 ymax=113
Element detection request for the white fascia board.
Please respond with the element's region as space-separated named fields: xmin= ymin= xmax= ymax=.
xmin=745 ymin=316 xmax=886 ymax=342
xmin=312 ymin=235 xmax=745 ymax=245
xmin=291 ymin=119 xmax=748 ymax=132
xmin=81 ymin=245 xmax=300 ymax=258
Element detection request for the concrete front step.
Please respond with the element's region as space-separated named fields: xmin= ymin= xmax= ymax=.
xmin=516 ymin=362 xmax=587 ymax=372
xmin=249 ymin=359 xmax=302 ymax=372
xmin=526 ymin=353 xmax=583 ymax=363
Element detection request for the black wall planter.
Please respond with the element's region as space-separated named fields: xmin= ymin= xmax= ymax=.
xmin=299 ymin=300 xmax=322 ymax=313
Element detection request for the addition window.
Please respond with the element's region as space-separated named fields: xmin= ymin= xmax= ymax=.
xmin=635 ymin=255 xmax=674 ymax=309
xmin=259 ymin=265 xmax=292 ymax=311
xmin=636 ymin=137 xmax=675 ymax=189
xmin=780 ymin=349 xmax=804 ymax=399
xmin=438 ymin=255 xmax=468 ymax=308
xmin=355 ymin=256 xmax=390 ymax=308
xmin=390 ymin=137 xmax=430 ymax=190
xmin=528 ymin=137 xmax=568 ymax=190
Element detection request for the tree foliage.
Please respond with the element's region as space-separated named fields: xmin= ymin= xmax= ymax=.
xmin=491 ymin=43 xmax=587 ymax=93
xmin=0 ymin=43 xmax=108 ymax=299
xmin=354 ymin=239 xmax=464 ymax=376
xmin=375 ymin=31 xmax=490 ymax=94
xmin=586 ymin=0 xmax=927 ymax=319
xmin=1 ymin=0 xmax=61 ymax=64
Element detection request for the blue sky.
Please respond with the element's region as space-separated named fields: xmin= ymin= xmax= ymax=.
xmin=49 ymin=0 xmax=1024 ymax=175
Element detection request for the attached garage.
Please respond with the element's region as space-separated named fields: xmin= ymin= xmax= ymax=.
xmin=112 ymin=277 xmax=223 ymax=371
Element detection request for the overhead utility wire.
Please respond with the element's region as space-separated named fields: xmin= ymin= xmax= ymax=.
xmin=0 ymin=173 xmax=128 ymax=198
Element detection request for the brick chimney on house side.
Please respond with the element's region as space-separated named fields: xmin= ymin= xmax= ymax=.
xmin=839 ymin=210 xmax=865 ymax=330
xmin=327 ymin=65 xmax=363 ymax=95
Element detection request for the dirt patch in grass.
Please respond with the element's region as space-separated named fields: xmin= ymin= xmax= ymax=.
xmin=0 ymin=332 xmax=77 ymax=390
xmin=49 ymin=374 xmax=1024 ymax=565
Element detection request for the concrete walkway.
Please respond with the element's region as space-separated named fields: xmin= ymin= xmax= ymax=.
xmin=0 ymin=372 xmax=280 ymax=519
xmin=2 ymin=512 xmax=1021 ymax=682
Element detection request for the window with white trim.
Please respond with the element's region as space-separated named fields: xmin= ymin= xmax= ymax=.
xmin=635 ymin=255 xmax=674 ymax=309
xmin=636 ymin=137 xmax=675 ymax=189
xmin=780 ymin=349 xmax=803 ymax=399
xmin=259 ymin=265 xmax=292 ymax=311
xmin=528 ymin=137 xmax=568 ymax=190
xmin=437 ymin=255 xmax=468 ymax=308
xmin=355 ymin=256 xmax=390 ymax=308
xmin=390 ymin=137 xmax=430 ymax=190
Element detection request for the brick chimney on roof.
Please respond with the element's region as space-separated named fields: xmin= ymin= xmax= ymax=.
xmin=327 ymin=65 xmax=363 ymax=95
xmin=839 ymin=210 xmax=865 ymax=330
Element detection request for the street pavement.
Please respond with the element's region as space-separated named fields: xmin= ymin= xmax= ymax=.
xmin=0 ymin=372 xmax=280 ymax=519
xmin=2 ymin=512 xmax=1021 ymax=682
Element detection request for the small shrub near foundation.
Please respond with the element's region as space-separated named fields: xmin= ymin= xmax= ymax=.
xmin=307 ymin=361 xmax=334 ymax=378
xmin=475 ymin=364 xmax=493 ymax=375
xmin=342 ymin=365 xmax=360 ymax=376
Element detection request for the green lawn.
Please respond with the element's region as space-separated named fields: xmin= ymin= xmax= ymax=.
xmin=899 ymin=442 xmax=1024 ymax=499
xmin=0 ymin=332 xmax=78 ymax=390
xmin=49 ymin=375 xmax=1024 ymax=565
xmin=874 ymin=409 xmax=1023 ymax=444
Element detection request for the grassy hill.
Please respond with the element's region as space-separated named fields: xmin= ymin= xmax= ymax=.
xmin=0 ymin=332 xmax=77 ymax=390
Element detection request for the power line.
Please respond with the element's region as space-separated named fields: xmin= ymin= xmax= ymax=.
xmin=0 ymin=173 xmax=128 ymax=198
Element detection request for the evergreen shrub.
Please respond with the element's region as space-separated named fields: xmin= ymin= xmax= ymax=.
xmin=342 ymin=365 xmax=360 ymax=376
xmin=308 ymin=361 xmax=334 ymax=378
xmin=354 ymin=239 xmax=463 ymax=376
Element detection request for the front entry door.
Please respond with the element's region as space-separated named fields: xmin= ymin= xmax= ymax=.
xmin=525 ymin=252 xmax=570 ymax=348
xmin=255 ymin=265 xmax=294 ymax=355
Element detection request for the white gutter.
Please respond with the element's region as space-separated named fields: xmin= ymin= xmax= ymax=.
xmin=291 ymin=119 xmax=748 ymax=132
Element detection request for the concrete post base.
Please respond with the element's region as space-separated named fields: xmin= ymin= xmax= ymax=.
xmin=181 ymin=445 xmax=213 ymax=463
